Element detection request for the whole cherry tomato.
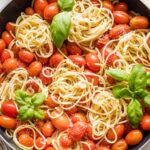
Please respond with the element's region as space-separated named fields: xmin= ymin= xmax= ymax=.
xmin=140 ymin=115 xmax=150 ymax=131
xmin=111 ymin=139 xmax=128 ymax=150
xmin=60 ymin=134 xmax=73 ymax=148
xmin=35 ymin=137 xmax=49 ymax=149
xmin=12 ymin=44 xmax=21 ymax=58
xmin=102 ymin=1 xmax=114 ymax=12
xmin=19 ymin=50 xmax=34 ymax=63
xmin=5 ymin=22 xmax=15 ymax=34
xmin=25 ymin=7 xmax=35 ymax=15
xmin=45 ymin=146 xmax=55 ymax=150
xmin=83 ymin=140 xmax=95 ymax=150
xmin=67 ymin=42 xmax=82 ymax=55
xmin=96 ymin=146 xmax=110 ymax=150
xmin=71 ymin=112 xmax=87 ymax=123
xmin=48 ymin=0 xmax=57 ymax=4
xmin=114 ymin=2 xmax=128 ymax=12
xmin=42 ymin=121 xmax=54 ymax=137
xmin=1 ymin=31 xmax=13 ymax=45
xmin=65 ymin=106 xmax=78 ymax=115
xmin=0 ymin=50 xmax=11 ymax=63
xmin=38 ymin=57 xmax=49 ymax=65
xmin=0 ymin=39 xmax=6 ymax=53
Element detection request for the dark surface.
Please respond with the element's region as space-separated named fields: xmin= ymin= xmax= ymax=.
xmin=0 ymin=0 xmax=150 ymax=149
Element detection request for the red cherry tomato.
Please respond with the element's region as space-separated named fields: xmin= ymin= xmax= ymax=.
xmin=42 ymin=121 xmax=54 ymax=137
xmin=1 ymin=31 xmax=13 ymax=45
xmin=147 ymin=36 xmax=150 ymax=47
xmin=71 ymin=113 xmax=87 ymax=123
xmin=48 ymin=0 xmax=57 ymax=3
xmin=5 ymin=22 xmax=15 ymax=34
xmin=69 ymin=55 xmax=86 ymax=67
xmin=86 ymin=124 xmax=93 ymax=140
xmin=18 ymin=60 xmax=27 ymax=69
xmin=28 ymin=61 xmax=42 ymax=76
xmin=68 ymin=121 xmax=87 ymax=141
xmin=115 ymin=2 xmax=128 ymax=12
xmin=125 ymin=130 xmax=143 ymax=146
xmin=67 ymin=42 xmax=82 ymax=55
xmin=25 ymin=7 xmax=35 ymax=15
xmin=35 ymin=137 xmax=49 ymax=149
xmin=1 ymin=101 xmax=18 ymax=118
xmin=19 ymin=50 xmax=34 ymax=63
xmin=26 ymin=81 xmax=39 ymax=93
xmin=85 ymin=53 xmax=100 ymax=72
xmin=0 ymin=50 xmax=11 ymax=63
xmin=83 ymin=140 xmax=95 ymax=150
xmin=0 ymin=39 xmax=6 ymax=53
xmin=60 ymin=134 xmax=73 ymax=148
xmin=102 ymin=1 xmax=114 ymax=12
xmin=44 ymin=2 xmax=59 ymax=21
xmin=0 ymin=115 xmax=16 ymax=129
xmin=18 ymin=134 xmax=34 ymax=147
xmin=38 ymin=57 xmax=49 ymax=65
xmin=109 ymin=24 xmax=131 ymax=39
xmin=111 ymin=139 xmax=128 ymax=150
xmin=65 ymin=106 xmax=78 ymax=115
xmin=140 ymin=115 xmax=150 ymax=131
xmin=96 ymin=146 xmax=110 ymax=150
xmin=12 ymin=44 xmax=21 ymax=58
xmin=45 ymin=146 xmax=55 ymax=150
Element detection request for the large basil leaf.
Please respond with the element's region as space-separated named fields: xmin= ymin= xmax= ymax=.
xmin=58 ymin=0 xmax=75 ymax=11
xmin=50 ymin=12 xmax=71 ymax=48
xmin=128 ymin=64 xmax=147 ymax=92
xmin=34 ymin=109 xmax=45 ymax=120
xmin=144 ymin=94 xmax=150 ymax=106
xmin=147 ymin=73 xmax=150 ymax=86
xmin=134 ymin=89 xmax=149 ymax=99
xmin=31 ymin=93 xmax=45 ymax=106
xmin=127 ymin=99 xmax=143 ymax=128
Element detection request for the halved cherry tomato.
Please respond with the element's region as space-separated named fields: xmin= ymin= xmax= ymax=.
xmin=2 ymin=58 xmax=18 ymax=73
xmin=67 ymin=42 xmax=82 ymax=55
xmin=83 ymin=140 xmax=95 ymax=150
xmin=69 ymin=55 xmax=86 ymax=67
xmin=28 ymin=61 xmax=42 ymax=76
xmin=35 ymin=137 xmax=49 ymax=149
xmin=109 ymin=24 xmax=131 ymax=39
xmin=96 ymin=146 xmax=110 ymax=150
xmin=68 ymin=121 xmax=87 ymax=141
xmin=85 ymin=53 xmax=100 ymax=72
xmin=125 ymin=130 xmax=143 ymax=145
xmin=0 ymin=50 xmax=11 ymax=63
xmin=71 ymin=112 xmax=87 ymax=123
xmin=0 ymin=39 xmax=6 ymax=53
xmin=140 ymin=115 xmax=150 ymax=131
xmin=5 ymin=22 xmax=15 ymax=34
xmin=19 ymin=50 xmax=34 ymax=63
xmin=102 ymin=1 xmax=114 ymax=12
xmin=18 ymin=134 xmax=34 ymax=147
xmin=60 ymin=134 xmax=73 ymax=148
xmin=65 ymin=106 xmax=78 ymax=115
xmin=114 ymin=2 xmax=128 ymax=12
xmin=25 ymin=7 xmax=35 ymax=15
xmin=0 ymin=115 xmax=16 ymax=129
xmin=44 ymin=2 xmax=59 ymax=21
xmin=1 ymin=31 xmax=13 ymax=45
xmin=42 ymin=121 xmax=54 ymax=137
xmin=1 ymin=101 xmax=18 ymax=118
xmin=111 ymin=139 xmax=128 ymax=150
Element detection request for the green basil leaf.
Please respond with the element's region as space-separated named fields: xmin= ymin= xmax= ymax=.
xmin=134 ymin=89 xmax=149 ymax=99
xmin=144 ymin=94 xmax=150 ymax=106
xmin=31 ymin=93 xmax=45 ymax=106
xmin=15 ymin=90 xmax=30 ymax=105
xmin=58 ymin=0 xmax=75 ymax=11
xmin=106 ymin=69 xmax=128 ymax=81
xmin=34 ymin=109 xmax=45 ymax=120
xmin=128 ymin=64 xmax=147 ymax=92
xmin=147 ymin=73 xmax=150 ymax=86
xmin=19 ymin=105 xmax=34 ymax=121
xmin=127 ymin=99 xmax=143 ymax=128
xmin=112 ymin=85 xmax=132 ymax=99
xmin=50 ymin=12 xmax=71 ymax=48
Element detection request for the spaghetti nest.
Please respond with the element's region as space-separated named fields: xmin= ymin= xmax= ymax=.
xmin=15 ymin=13 xmax=53 ymax=58
xmin=68 ymin=0 xmax=114 ymax=51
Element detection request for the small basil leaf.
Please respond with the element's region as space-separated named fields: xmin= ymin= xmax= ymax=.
xmin=34 ymin=109 xmax=45 ymax=120
xmin=31 ymin=93 xmax=45 ymax=106
xmin=134 ymin=89 xmax=149 ymax=99
xmin=19 ymin=105 xmax=34 ymax=121
xmin=144 ymin=94 xmax=150 ymax=106
xmin=106 ymin=69 xmax=128 ymax=81
xmin=147 ymin=73 xmax=150 ymax=86
xmin=112 ymin=85 xmax=132 ymax=99
xmin=128 ymin=64 xmax=147 ymax=92
xmin=58 ymin=0 xmax=75 ymax=11
xmin=127 ymin=99 xmax=143 ymax=128
xmin=50 ymin=12 xmax=71 ymax=48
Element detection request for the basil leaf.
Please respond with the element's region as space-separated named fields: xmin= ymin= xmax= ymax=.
xmin=15 ymin=90 xmax=30 ymax=105
xmin=34 ymin=109 xmax=45 ymax=120
xmin=19 ymin=105 xmax=34 ymax=121
xmin=127 ymin=99 xmax=143 ymax=128
xmin=58 ymin=0 xmax=75 ymax=11
xmin=128 ymin=64 xmax=147 ymax=92
xmin=31 ymin=93 xmax=45 ymax=106
xmin=134 ymin=89 xmax=149 ymax=99
xmin=50 ymin=12 xmax=71 ymax=48
xmin=144 ymin=94 xmax=150 ymax=106
xmin=106 ymin=69 xmax=128 ymax=81
xmin=147 ymin=73 xmax=150 ymax=86
xmin=112 ymin=85 xmax=132 ymax=99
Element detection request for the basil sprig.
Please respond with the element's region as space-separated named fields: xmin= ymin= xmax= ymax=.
xmin=107 ymin=64 xmax=150 ymax=128
xmin=15 ymin=90 xmax=45 ymax=121
xmin=58 ymin=0 xmax=75 ymax=11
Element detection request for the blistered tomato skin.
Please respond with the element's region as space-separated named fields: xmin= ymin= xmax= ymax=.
xmin=114 ymin=2 xmax=128 ymax=12
xmin=35 ymin=137 xmax=49 ymax=149
xmin=111 ymin=139 xmax=128 ymax=150
xmin=140 ymin=115 xmax=150 ymax=131
xmin=42 ymin=121 xmax=54 ymax=137
xmin=71 ymin=113 xmax=87 ymax=123
xmin=69 ymin=55 xmax=86 ymax=67
xmin=44 ymin=94 xmax=58 ymax=108
xmin=67 ymin=42 xmax=82 ymax=55
xmin=83 ymin=140 xmax=95 ymax=150
xmin=60 ymin=134 xmax=73 ymax=148
xmin=19 ymin=50 xmax=34 ymax=63
xmin=25 ymin=7 xmax=35 ymax=15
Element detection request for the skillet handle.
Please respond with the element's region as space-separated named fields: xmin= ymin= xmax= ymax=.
xmin=0 ymin=0 xmax=12 ymax=12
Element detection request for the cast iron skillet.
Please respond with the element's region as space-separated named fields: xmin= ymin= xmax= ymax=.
xmin=0 ymin=0 xmax=149 ymax=149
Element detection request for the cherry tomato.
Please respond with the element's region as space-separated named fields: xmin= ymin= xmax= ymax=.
xmin=60 ymin=134 xmax=73 ymax=148
xmin=28 ymin=61 xmax=42 ymax=76
xmin=113 ymin=11 xmax=129 ymax=24
xmin=34 ymin=0 xmax=48 ymax=17
xmin=25 ymin=7 xmax=35 ymax=15
xmin=91 ymin=0 xmax=99 ymax=5
xmin=125 ymin=130 xmax=143 ymax=145
xmin=5 ymin=22 xmax=15 ymax=34
xmin=0 ymin=50 xmax=11 ymax=63
xmin=107 ymin=124 xmax=125 ymax=140
xmin=12 ymin=44 xmax=21 ymax=58
xmin=0 ymin=63 xmax=3 ymax=74
xmin=68 ymin=121 xmax=87 ymax=141
xmin=45 ymin=146 xmax=55 ymax=150
xmin=111 ymin=139 xmax=128 ymax=150
xmin=48 ymin=0 xmax=57 ymax=4
xmin=0 ymin=115 xmax=16 ymax=129
xmin=140 ymin=115 xmax=150 ymax=131
xmin=147 ymin=36 xmax=150 ymax=47
xmin=99 ymin=140 xmax=110 ymax=148
xmin=0 ymin=39 xmax=6 ymax=53
xmin=51 ymin=113 xmax=70 ymax=131
xmin=18 ymin=60 xmax=27 ymax=68
xmin=1 ymin=31 xmax=13 ymax=45
xmin=109 ymin=24 xmax=131 ymax=39
xmin=65 ymin=106 xmax=78 ymax=115
xmin=102 ymin=1 xmax=114 ymax=12
xmin=115 ymin=2 xmax=128 ymax=12
xmin=68 ymin=55 xmax=86 ymax=67
xmin=130 ymin=16 xmax=149 ymax=29
xmin=96 ymin=146 xmax=110 ymax=150
xmin=35 ymin=137 xmax=49 ymax=149
xmin=49 ymin=53 xmax=64 ymax=68
xmin=71 ymin=112 xmax=87 ymax=123
xmin=1 ymin=101 xmax=18 ymax=118
xmin=36 ymin=120 xmax=44 ymax=131
xmin=85 ymin=53 xmax=100 ymax=72
xmin=44 ymin=2 xmax=59 ymax=21
xmin=2 ymin=58 xmax=18 ymax=73
xmin=83 ymin=140 xmax=95 ymax=150
xmin=42 ymin=121 xmax=54 ymax=137
xmin=44 ymin=94 xmax=59 ymax=108
xmin=38 ymin=57 xmax=49 ymax=65
xmin=26 ymin=81 xmax=39 ymax=93
xmin=67 ymin=42 xmax=82 ymax=55
xmin=18 ymin=134 xmax=34 ymax=147
xmin=86 ymin=124 xmax=93 ymax=140
xmin=19 ymin=50 xmax=34 ymax=63
xmin=59 ymin=44 xmax=68 ymax=56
